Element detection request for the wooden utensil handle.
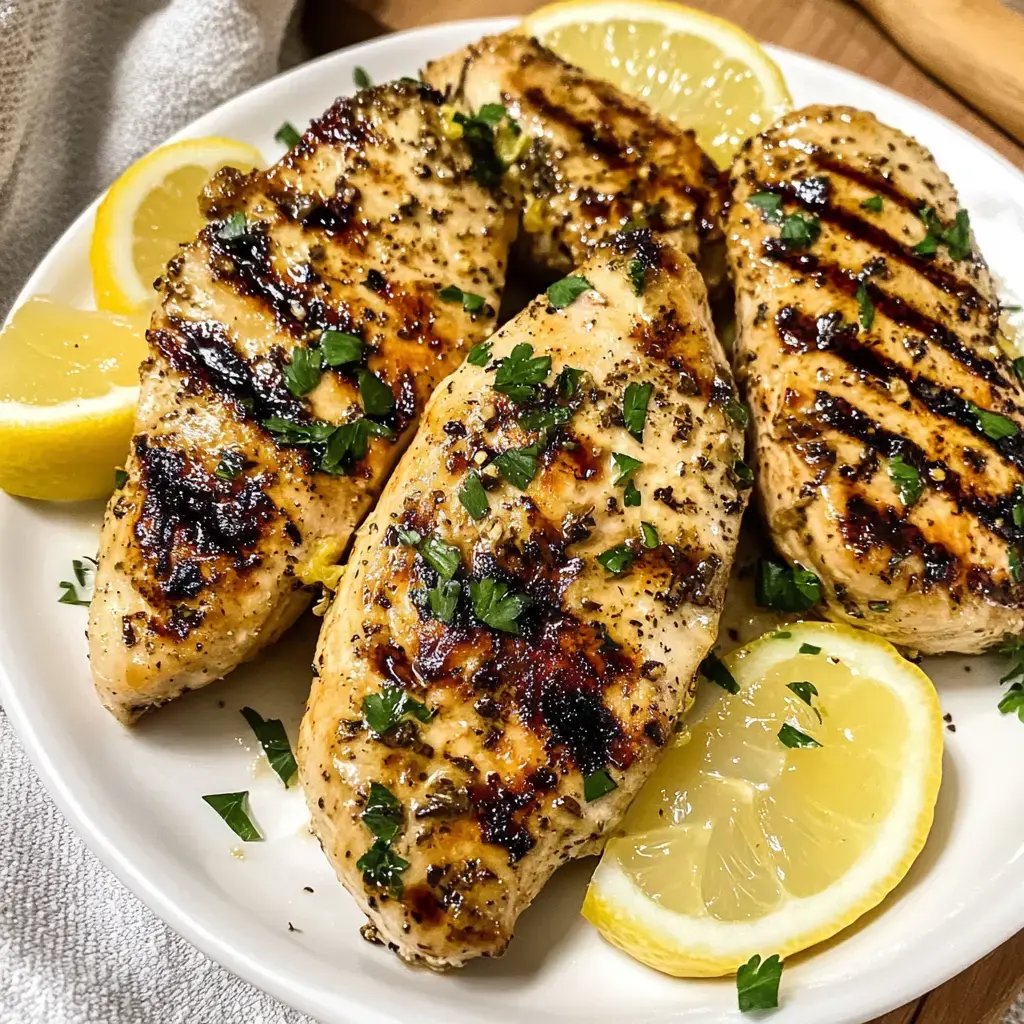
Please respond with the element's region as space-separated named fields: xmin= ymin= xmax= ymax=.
xmin=858 ymin=0 xmax=1024 ymax=145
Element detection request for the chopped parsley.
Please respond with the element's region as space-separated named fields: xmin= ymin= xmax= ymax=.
xmin=353 ymin=66 xmax=373 ymax=90
xmin=1014 ymin=486 xmax=1024 ymax=528
xmin=597 ymin=543 xmax=636 ymax=575
xmin=263 ymin=417 xmax=338 ymax=446
xmin=202 ymin=791 xmax=262 ymax=842
xmin=748 ymin=192 xmax=783 ymax=221
xmin=798 ymin=642 xmax=821 ymax=655
xmin=58 ymin=556 xmax=96 ymax=607
xmin=623 ymin=481 xmax=641 ymax=507
xmin=357 ymin=369 xmax=395 ymax=417
xmin=640 ymin=522 xmax=660 ymax=549
xmin=493 ymin=343 xmax=551 ymax=403
xmin=357 ymin=839 xmax=409 ymax=896
xmin=772 ymin=630 xmax=793 ymax=639
xmin=217 ymin=211 xmax=247 ymax=241
xmin=215 ymin=449 xmax=245 ymax=481
xmin=778 ymin=723 xmax=822 ymax=748
xmin=700 ymin=651 xmax=738 ymax=694
xmin=466 ymin=341 xmax=492 ymax=366
xmin=733 ymin=460 xmax=754 ymax=487
xmin=240 ymin=707 xmax=297 ymax=787
xmin=914 ymin=206 xmax=971 ymax=260
xmin=418 ymin=535 xmax=462 ymax=580
xmin=779 ymin=212 xmax=821 ymax=251
xmin=320 ymin=330 xmax=364 ymax=366
xmin=966 ymin=401 xmax=1018 ymax=440
xmin=451 ymin=106 xmax=514 ymax=188
xmin=888 ymin=454 xmax=922 ymax=506
xmin=362 ymin=684 xmax=434 ymax=736
xmin=458 ymin=472 xmax=490 ymax=520
xmin=627 ymin=258 xmax=646 ymax=296
xmin=395 ymin=526 xmax=422 ymax=546
xmin=786 ymin=681 xmax=822 ymax=722
xmin=737 ymin=953 xmax=784 ymax=1012
xmin=869 ymin=600 xmax=892 ymax=612
xmin=1011 ymin=546 xmax=1023 ymax=584
xmin=1016 ymin=356 xmax=1024 ymax=386
xmin=623 ymin=381 xmax=653 ymax=442
xmin=439 ymin=283 xmax=486 ymax=314
xmin=999 ymin=682 xmax=1024 ymax=722
xmin=427 ymin=580 xmax=461 ymax=623
xmin=113 ymin=467 xmax=129 ymax=490
xmin=361 ymin=782 xmax=402 ymax=842
xmin=494 ymin=443 xmax=541 ymax=490
xmin=856 ymin=281 xmax=875 ymax=332
xmin=320 ymin=418 xmax=393 ymax=474
xmin=726 ymin=398 xmax=750 ymax=428
xmin=284 ymin=346 xmax=323 ymax=397
xmin=557 ymin=365 xmax=585 ymax=398
xmin=860 ymin=195 xmax=883 ymax=212
xmin=583 ymin=768 xmax=617 ymax=802
xmin=469 ymin=579 xmax=529 ymax=633
xmin=546 ymin=275 xmax=592 ymax=310
xmin=274 ymin=122 xmax=301 ymax=148
xmin=755 ymin=559 xmax=822 ymax=612
xmin=518 ymin=406 xmax=573 ymax=432
xmin=611 ymin=452 xmax=642 ymax=486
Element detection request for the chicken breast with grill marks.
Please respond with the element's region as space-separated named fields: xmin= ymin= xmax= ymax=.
xmin=424 ymin=32 xmax=726 ymax=291
xmin=298 ymin=232 xmax=749 ymax=968
xmin=89 ymin=81 xmax=518 ymax=723
xmin=727 ymin=104 xmax=1024 ymax=654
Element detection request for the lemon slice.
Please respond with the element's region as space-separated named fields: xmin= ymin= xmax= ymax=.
xmin=521 ymin=0 xmax=792 ymax=167
xmin=0 ymin=297 xmax=148 ymax=501
xmin=583 ymin=621 xmax=943 ymax=976
xmin=90 ymin=136 xmax=263 ymax=314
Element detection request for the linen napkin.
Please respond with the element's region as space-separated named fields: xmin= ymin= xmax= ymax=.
xmin=0 ymin=2 xmax=317 ymax=1020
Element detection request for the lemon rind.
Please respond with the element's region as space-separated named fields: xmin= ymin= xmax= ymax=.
xmin=584 ymin=622 xmax=943 ymax=975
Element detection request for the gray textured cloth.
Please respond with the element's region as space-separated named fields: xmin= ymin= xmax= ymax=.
xmin=0 ymin=0 xmax=302 ymax=315
xmin=0 ymin=2 xmax=318 ymax=1020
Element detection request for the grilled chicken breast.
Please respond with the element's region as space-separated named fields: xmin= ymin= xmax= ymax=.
xmin=424 ymin=33 xmax=726 ymax=291
xmin=727 ymin=105 xmax=1024 ymax=654
xmin=89 ymin=81 xmax=517 ymax=722
xmin=299 ymin=232 xmax=748 ymax=968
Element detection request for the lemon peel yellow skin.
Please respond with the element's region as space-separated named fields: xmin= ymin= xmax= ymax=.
xmin=583 ymin=621 xmax=943 ymax=977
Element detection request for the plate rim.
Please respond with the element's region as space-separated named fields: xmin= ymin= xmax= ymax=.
xmin=3 ymin=16 xmax=1024 ymax=1024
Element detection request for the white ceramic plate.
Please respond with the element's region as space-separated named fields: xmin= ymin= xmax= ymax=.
xmin=3 ymin=17 xmax=1024 ymax=1024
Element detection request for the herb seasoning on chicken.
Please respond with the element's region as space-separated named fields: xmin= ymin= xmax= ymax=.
xmin=299 ymin=234 xmax=748 ymax=968
xmin=727 ymin=105 xmax=1024 ymax=653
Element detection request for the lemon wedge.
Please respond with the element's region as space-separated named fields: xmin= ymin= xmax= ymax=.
xmin=0 ymin=297 xmax=148 ymax=501
xmin=583 ymin=621 xmax=943 ymax=976
xmin=521 ymin=0 xmax=792 ymax=167
xmin=90 ymin=136 xmax=262 ymax=313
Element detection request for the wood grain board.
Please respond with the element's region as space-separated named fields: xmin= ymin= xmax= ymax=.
xmin=306 ymin=2 xmax=1024 ymax=1020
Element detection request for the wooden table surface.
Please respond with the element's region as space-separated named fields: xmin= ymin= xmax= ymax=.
xmin=309 ymin=2 xmax=1024 ymax=1020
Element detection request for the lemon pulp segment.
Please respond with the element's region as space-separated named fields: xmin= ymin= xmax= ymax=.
xmin=0 ymin=298 xmax=147 ymax=406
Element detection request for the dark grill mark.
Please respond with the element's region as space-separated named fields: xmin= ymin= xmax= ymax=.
xmin=471 ymin=777 xmax=535 ymax=864
xmin=134 ymin=437 xmax=277 ymax=601
xmin=762 ymin=240 xmax=1005 ymax=387
xmin=152 ymin=317 xmax=304 ymax=424
xmin=777 ymin=306 xmax=1024 ymax=483
xmin=754 ymin=173 xmax=990 ymax=311
xmin=839 ymin=495 xmax=959 ymax=590
xmin=808 ymin=388 xmax=1024 ymax=540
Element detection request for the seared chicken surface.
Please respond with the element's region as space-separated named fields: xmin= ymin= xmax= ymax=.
xmin=425 ymin=33 xmax=726 ymax=291
xmin=299 ymin=233 xmax=748 ymax=968
xmin=89 ymin=81 xmax=517 ymax=722
xmin=727 ymin=105 xmax=1024 ymax=654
